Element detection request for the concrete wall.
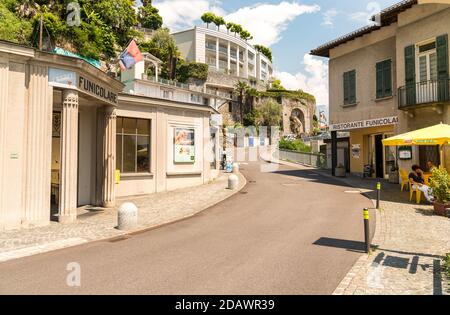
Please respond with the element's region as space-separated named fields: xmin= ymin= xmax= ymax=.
xmin=396 ymin=5 xmax=450 ymax=88
xmin=116 ymin=102 xmax=218 ymax=197
xmin=0 ymin=48 xmax=53 ymax=230
xmin=172 ymin=29 xmax=197 ymax=62
xmin=329 ymin=36 xmax=398 ymax=125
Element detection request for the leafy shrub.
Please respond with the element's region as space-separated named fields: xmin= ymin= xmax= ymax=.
xmin=279 ymin=139 xmax=312 ymax=153
xmin=429 ymin=167 xmax=450 ymax=203
xmin=176 ymin=61 xmax=209 ymax=82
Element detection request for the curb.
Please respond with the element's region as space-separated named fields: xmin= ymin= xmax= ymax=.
xmin=0 ymin=172 xmax=248 ymax=263
xmin=259 ymin=149 xmax=385 ymax=295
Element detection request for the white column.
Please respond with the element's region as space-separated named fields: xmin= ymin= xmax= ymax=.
xmin=237 ymin=46 xmax=240 ymax=77
xmin=244 ymin=48 xmax=249 ymax=79
xmin=227 ymin=41 xmax=231 ymax=72
xmin=59 ymin=89 xmax=79 ymax=223
xmin=216 ymin=37 xmax=219 ymax=70
xmin=23 ymin=64 xmax=53 ymax=226
xmin=100 ymin=105 xmax=117 ymax=208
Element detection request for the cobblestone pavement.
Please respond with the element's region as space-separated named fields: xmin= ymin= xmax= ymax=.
xmin=0 ymin=172 xmax=246 ymax=262
xmin=330 ymin=174 xmax=450 ymax=295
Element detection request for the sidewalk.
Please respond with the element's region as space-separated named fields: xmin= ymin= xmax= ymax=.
xmin=262 ymin=147 xmax=450 ymax=295
xmin=0 ymin=171 xmax=246 ymax=263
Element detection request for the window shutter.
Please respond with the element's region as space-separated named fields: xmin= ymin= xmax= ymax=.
xmin=349 ymin=70 xmax=356 ymax=103
xmin=436 ymin=34 xmax=449 ymax=101
xmin=343 ymin=72 xmax=349 ymax=104
xmin=384 ymin=60 xmax=392 ymax=97
xmin=376 ymin=62 xmax=383 ymax=98
xmin=405 ymin=45 xmax=415 ymax=85
xmin=405 ymin=45 xmax=416 ymax=105
xmin=436 ymin=34 xmax=449 ymax=80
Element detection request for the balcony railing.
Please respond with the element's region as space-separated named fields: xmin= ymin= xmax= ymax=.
xmin=399 ymin=79 xmax=450 ymax=109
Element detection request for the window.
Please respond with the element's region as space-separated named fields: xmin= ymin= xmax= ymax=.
xmin=376 ymin=59 xmax=392 ymax=99
xmin=162 ymin=90 xmax=172 ymax=99
xmin=116 ymin=117 xmax=151 ymax=174
xmin=343 ymin=70 xmax=356 ymax=105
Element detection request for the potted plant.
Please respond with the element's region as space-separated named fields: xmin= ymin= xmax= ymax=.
xmin=428 ymin=167 xmax=450 ymax=216
xmin=335 ymin=163 xmax=346 ymax=177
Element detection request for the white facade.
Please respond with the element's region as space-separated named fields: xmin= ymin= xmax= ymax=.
xmin=172 ymin=26 xmax=273 ymax=84
xmin=121 ymin=55 xmax=228 ymax=109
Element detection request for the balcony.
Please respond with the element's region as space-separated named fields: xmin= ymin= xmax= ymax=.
xmin=398 ymin=79 xmax=450 ymax=109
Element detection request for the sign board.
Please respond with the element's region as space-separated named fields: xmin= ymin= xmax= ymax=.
xmin=351 ymin=144 xmax=361 ymax=159
xmin=174 ymin=128 xmax=195 ymax=163
xmin=330 ymin=116 xmax=399 ymax=131
xmin=78 ymin=76 xmax=118 ymax=106
xmin=398 ymin=146 xmax=412 ymax=160
xmin=49 ymin=68 xmax=77 ymax=88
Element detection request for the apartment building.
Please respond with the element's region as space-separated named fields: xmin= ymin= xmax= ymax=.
xmin=311 ymin=0 xmax=450 ymax=178
xmin=172 ymin=26 xmax=273 ymax=93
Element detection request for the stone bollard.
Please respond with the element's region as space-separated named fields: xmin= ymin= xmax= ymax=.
xmin=232 ymin=162 xmax=239 ymax=174
xmin=228 ymin=174 xmax=239 ymax=190
xmin=117 ymin=202 xmax=138 ymax=230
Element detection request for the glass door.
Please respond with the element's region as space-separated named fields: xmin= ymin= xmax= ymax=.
xmin=417 ymin=41 xmax=438 ymax=103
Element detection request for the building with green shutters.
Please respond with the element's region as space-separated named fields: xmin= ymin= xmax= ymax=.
xmin=311 ymin=0 xmax=450 ymax=178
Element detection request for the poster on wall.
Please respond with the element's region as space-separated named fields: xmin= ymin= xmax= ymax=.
xmin=352 ymin=144 xmax=361 ymax=159
xmin=174 ymin=128 xmax=195 ymax=163
xmin=398 ymin=146 xmax=412 ymax=160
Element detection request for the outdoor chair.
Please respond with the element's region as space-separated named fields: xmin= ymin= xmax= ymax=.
xmin=409 ymin=181 xmax=422 ymax=204
xmin=400 ymin=169 xmax=409 ymax=191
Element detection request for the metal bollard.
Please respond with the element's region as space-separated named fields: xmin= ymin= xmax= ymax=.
xmin=117 ymin=202 xmax=138 ymax=230
xmin=232 ymin=163 xmax=239 ymax=174
xmin=376 ymin=182 xmax=381 ymax=209
xmin=228 ymin=174 xmax=239 ymax=190
xmin=363 ymin=208 xmax=370 ymax=253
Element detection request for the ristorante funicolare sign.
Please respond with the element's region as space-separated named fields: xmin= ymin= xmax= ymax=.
xmin=78 ymin=76 xmax=118 ymax=106
xmin=330 ymin=116 xmax=399 ymax=131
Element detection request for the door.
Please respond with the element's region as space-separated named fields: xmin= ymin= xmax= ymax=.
xmin=375 ymin=134 xmax=384 ymax=178
xmin=50 ymin=112 xmax=61 ymax=220
xmin=416 ymin=42 xmax=438 ymax=104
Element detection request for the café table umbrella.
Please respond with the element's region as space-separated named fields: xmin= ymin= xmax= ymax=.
xmin=382 ymin=123 xmax=450 ymax=165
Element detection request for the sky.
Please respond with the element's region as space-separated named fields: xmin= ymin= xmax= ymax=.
xmin=151 ymin=0 xmax=401 ymax=108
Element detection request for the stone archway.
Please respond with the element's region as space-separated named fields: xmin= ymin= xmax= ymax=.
xmin=290 ymin=108 xmax=306 ymax=137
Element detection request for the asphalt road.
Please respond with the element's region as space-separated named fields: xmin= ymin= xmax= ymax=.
xmin=0 ymin=160 xmax=374 ymax=295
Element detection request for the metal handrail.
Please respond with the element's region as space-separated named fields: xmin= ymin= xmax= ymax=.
xmin=398 ymin=78 xmax=450 ymax=108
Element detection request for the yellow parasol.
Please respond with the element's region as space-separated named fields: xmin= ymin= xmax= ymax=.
xmin=382 ymin=123 xmax=450 ymax=165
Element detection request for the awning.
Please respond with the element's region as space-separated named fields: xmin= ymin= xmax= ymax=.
xmin=382 ymin=123 xmax=450 ymax=146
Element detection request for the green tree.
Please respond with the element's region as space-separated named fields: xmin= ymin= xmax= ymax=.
xmin=230 ymin=23 xmax=243 ymax=36
xmin=201 ymin=12 xmax=216 ymax=28
xmin=213 ymin=15 xmax=225 ymax=30
xmin=141 ymin=28 xmax=180 ymax=79
xmin=258 ymin=99 xmax=282 ymax=128
xmin=271 ymin=79 xmax=285 ymax=90
xmin=0 ymin=1 xmax=33 ymax=44
xmin=233 ymin=81 xmax=249 ymax=124
xmin=226 ymin=22 xmax=234 ymax=34
xmin=138 ymin=0 xmax=163 ymax=30
xmin=254 ymin=44 xmax=272 ymax=62
xmin=176 ymin=60 xmax=209 ymax=83
xmin=239 ymin=29 xmax=252 ymax=41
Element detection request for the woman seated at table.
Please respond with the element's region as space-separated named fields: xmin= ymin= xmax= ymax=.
xmin=409 ymin=165 xmax=434 ymax=203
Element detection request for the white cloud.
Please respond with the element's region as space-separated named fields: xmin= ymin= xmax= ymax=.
xmin=153 ymin=0 xmax=225 ymax=31
xmin=322 ymin=8 xmax=338 ymax=27
xmin=225 ymin=2 xmax=320 ymax=46
xmin=274 ymin=54 xmax=328 ymax=106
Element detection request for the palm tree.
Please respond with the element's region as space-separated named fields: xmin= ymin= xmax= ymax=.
xmin=233 ymin=81 xmax=249 ymax=124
